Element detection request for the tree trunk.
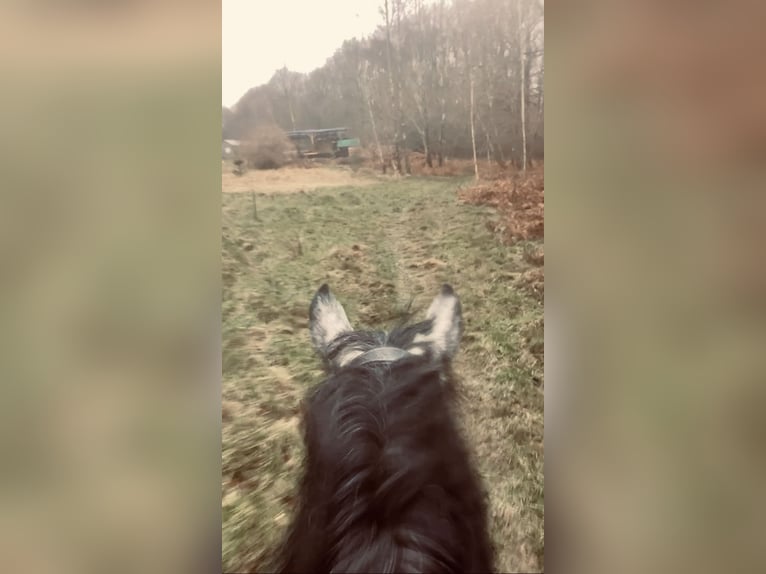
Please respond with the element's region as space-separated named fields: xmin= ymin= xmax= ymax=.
xmin=394 ymin=0 xmax=406 ymax=174
xmin=486 ymin=93 xmax=506 ymax=166
xmin=367 ymin=93 xmax=385 ymax=168
xmin=478 ymin=113 xmax=502 ymax=169
xmin=361 ymin=63 xmax=385 ymax=168
xmin=437 ymin=108 xmax=445 ymax=167
xmin=384 ymin=0 xmax=401 ymax=176
xmin=424 ymin=123 xmax=432 ymax=167
xmin=518 ymin=0 xmax=528 ymax=172
xmin=420 ymin=87 xmax=432 ymax=167
xmin=469 ymin=69 xmax=479 ymax=181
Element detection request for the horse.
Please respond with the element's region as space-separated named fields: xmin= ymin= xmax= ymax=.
xmin=275 ymin=283 xmax=494 ymax=573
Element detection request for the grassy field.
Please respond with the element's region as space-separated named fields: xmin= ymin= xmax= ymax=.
xmin=222 ymin=175 xmax=544 ymax=573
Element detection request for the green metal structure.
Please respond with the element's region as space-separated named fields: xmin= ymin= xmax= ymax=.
xmin=286 ymin=128 xmax=359 ymax=158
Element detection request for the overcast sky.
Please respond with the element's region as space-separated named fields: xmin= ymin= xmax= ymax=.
xmin=223 ymin=0 xmax=384 ymax=108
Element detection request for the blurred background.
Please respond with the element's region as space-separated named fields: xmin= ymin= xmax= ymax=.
xmin=0 ymin=1 xmax=220 ymax=573
xmin=547 ymin=1 xmax=766 ymax=573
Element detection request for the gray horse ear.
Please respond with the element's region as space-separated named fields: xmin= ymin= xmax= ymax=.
xmin=309 ymin=284 xmax=353 ymax=356
xmin=413 ymin=284 xmax=463 ymax=360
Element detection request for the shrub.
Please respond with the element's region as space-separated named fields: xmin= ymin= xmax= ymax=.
xmin=241 ymin=125 xmax=293 ymax=170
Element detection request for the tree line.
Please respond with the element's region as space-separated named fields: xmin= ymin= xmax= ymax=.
xmin=223 ymin=0 xmax=543 ymax=174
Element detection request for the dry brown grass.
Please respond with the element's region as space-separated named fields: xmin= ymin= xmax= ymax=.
xmin=459 ymin=165 xmax=545 ymax=243
xmin=407 ymin=152 xmax=479 ymax=177
xmin=354 ymin=147 xmax=512 ymax=178
xmin=221 ymin=164 xmax=380 ymax=194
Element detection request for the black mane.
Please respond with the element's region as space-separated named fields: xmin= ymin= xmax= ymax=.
xmin=276 ymin=308 xmax=493 ymax=573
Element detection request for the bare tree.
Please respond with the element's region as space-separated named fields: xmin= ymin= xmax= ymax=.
xmin=383 ymin=0 xmax=404 ymax=175
xmin=468 ymin=65 xmax=479 ymax=180
xmin=360 ymin=60 xmax=385 ymax=167
xmin=518 ymin=0 xmax=527 ymax=171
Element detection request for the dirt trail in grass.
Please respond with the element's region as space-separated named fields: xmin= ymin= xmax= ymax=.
xmin=222 ymin=178 xmax=544 ymax=573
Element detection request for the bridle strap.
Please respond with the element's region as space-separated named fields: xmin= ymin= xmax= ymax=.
xmin=350 ymin=346 xmax=412 ymax=367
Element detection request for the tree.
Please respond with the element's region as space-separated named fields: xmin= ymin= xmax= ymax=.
xmin=518 ymin=0 xmax=527 ymax=172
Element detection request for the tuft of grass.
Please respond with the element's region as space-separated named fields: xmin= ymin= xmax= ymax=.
xmin=222 ymin=176 xmax=544 ymax=573
xmin=522 ymin=241 xmax=545 ymax=266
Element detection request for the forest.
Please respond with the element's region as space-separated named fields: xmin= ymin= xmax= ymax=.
xmin=223 ymin=0 xmax=544 ymax=173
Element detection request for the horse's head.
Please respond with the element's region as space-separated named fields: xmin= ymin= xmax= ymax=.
xmin=308 ymin=283 xmax=463 ymax=373
xmin=278 ymin=283 xmax=493 ymax=574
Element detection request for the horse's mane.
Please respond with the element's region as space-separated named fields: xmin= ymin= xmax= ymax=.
xmin=276 ymin=354 xmax=494 ymax=573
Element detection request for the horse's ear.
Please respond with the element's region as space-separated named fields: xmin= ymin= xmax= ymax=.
xmin=309 ymin=284 xmax=353 ymax=356
xmin=415 ymin=284 xmax=463 ymax=360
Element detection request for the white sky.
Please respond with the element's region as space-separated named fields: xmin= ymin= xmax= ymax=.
xmin=222 ymin=0 xmax=384 ymax=108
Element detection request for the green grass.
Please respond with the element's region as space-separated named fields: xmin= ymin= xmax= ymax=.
xmin=222 ymin=177 xmax=544 ymax=573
